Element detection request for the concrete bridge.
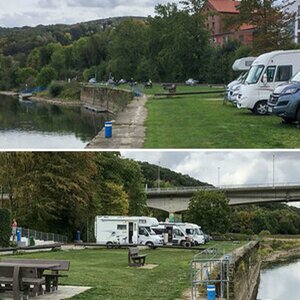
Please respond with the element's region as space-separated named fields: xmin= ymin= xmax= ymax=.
xmin=146 ymin=183 xmax=300 ymax=214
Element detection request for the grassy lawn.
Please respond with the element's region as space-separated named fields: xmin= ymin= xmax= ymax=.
xmin=1 ymin=241 xmax=245 ymax=300
xmin=143 ymin=85 xmax=300 ymax=148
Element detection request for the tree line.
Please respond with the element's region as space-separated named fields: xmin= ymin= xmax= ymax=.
xmin=0 ymin=0 xmax=296 ymax=90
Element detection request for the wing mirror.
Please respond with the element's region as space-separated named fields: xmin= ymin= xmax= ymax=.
xmin=262 ymin=73 xmax=268 ymax=85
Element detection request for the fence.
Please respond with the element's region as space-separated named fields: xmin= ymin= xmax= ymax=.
xmin=190 ymin=248 xmax=231 ymax=300
xmin=18 ymin=227 xmax=68 ymax=244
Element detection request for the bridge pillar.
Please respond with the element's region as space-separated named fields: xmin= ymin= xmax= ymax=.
xmin=168 ymin=212 xmax=182 ymax=223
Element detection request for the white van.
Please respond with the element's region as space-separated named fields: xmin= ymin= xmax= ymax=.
xmin=226 ymin=57 xmax=256 ymax=103
xmin=237 ymin=50 xmax=300 ymax=115
xmin=94 ymin=216 xmax=163 ymax=248
xmin=175 ymin=223 xmax=205 ymax=245
xmin=151 ymin=223 xmax=192 ymax=247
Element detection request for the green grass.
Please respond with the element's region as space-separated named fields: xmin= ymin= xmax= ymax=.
xmin=144 ymin=86 xmax=300 ymax=148
xmin=2 ymin=241 xmax=245 ymax=300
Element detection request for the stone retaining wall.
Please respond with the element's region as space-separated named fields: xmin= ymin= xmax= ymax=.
xmin=229 ymin=241 xmax=261 ymax=300
xmin=80 ymin=86 xmax=133 ymax=114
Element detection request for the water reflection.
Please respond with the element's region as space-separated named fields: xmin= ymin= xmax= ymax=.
xmin=0 ymin=95 xmax=109 ymax=149
xmin=257 ymin=258 xmax=300 ymax=300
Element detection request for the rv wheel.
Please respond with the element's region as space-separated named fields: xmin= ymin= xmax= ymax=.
xmin=146 ymin=242 xmax=155 ymax=249
xmin=253 ymin=100 xmax=268 ymax=115
xmin=106 ymin=242 xmax=113 ymax=249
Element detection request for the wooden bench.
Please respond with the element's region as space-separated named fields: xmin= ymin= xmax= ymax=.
xmin=128 ymin=247 xmax=147 ymax=267
xmin=2 ymin=259 xmax=70 ymax=293
xmin=162 ymin=84 xmax=177 ymax=93
xmin=0 ymin=265 xmax=43 ymax=299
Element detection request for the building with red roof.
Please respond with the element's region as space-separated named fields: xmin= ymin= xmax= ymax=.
xmin=203 ymin=0 xmax=255 ymax=46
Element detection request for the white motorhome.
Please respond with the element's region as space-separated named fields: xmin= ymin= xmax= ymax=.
xmin=151 ymin=223 xmax=192 ymax=247
xmin=226 ymin=57 xmax=256 ymax=103
xmin=237 ymin=50 xmax=300 ymax=115
xmin=94 ymin=216 xmax=163 ymax=248
xmin=175 ymin=223 xmax=205 ymax=245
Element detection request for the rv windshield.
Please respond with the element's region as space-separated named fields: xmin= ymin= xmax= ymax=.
xmin=245 ymin=65 xmax=264 ymax=84
xmin=194 ymin=228 xmax=201 ymax=235
xmin=291 ymin=70 xmax=300 ymax=83
xmin=145 ymin=226 xmax=156 ymax=235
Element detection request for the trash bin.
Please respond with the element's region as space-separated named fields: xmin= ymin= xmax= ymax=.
xmin=105 ymin=121 xmax=112 ymax=138
xmin=207 ymin=285 xmax=216 ymax=300
xmin=29 ymin=236 xmax=35 ymax=246
xmin=17 ymin=230 xmax=21 ymax=242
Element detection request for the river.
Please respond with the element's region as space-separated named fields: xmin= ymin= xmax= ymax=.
xmin=256 ymin=258 xmax=300 ymax=300
xmin=0 ymin=95 xmax=108 ymax=149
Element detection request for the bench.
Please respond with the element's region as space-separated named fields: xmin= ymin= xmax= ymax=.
xmin=0 ymin=265 xmax=43 ymax=298
xmin=162 ymin=84 xmax=176 ymax=93
xmin=128 ymin=247 xmax=147 ymax=267
xmin=2 ymin=259 xmax=70 ymax=293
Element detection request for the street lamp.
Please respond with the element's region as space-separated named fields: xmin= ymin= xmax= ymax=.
xmin=272 ymin=154 xmax=275 ymax=188
xmin=218 ymin=167 xmax=221 ymax=187
xmin=158 ymin=161 xmax=161 ymax=191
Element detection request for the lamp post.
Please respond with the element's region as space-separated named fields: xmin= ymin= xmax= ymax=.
xmin=272 ymin=154 xmax=275 ymax=188
xmin=158 ymin=161 xmax=161 ymax=191
xmin=218 ymin=167 xmax=221 ymax=187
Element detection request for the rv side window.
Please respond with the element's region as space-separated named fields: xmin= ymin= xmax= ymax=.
xmin=174 ymin=229 xmax=184 ymax=236
xmin=117 ymin=224 xmax=127 ymax=230
xmin=275 ymin=65 xmax=292 ymax=82
xmin=263 ymin=66 xmax=276 ymax=82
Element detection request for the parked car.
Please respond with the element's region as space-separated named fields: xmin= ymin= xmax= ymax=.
xmin=268 ymin=69 xmax=300 ymax=124
xmin=89 ymin=78 xmax=96 ymax=84
xmin=118 ymin=79 xmax=127 ymax=84
xmin=185 ymin=78 xmax=199 ymax=86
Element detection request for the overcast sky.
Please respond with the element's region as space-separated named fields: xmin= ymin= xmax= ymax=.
xmin=122 ymin=150 xmax=300 ymax=187
xmin=122 ymin=150 xmax=300 ymax=207
xmin=0 ymin=0 xmax=172 ymax=27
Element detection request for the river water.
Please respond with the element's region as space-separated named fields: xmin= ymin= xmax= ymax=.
xmin=0 ymin=95 xmax=108 ymax=149
xmin=256 ymin=258 xmax=300 ymax=300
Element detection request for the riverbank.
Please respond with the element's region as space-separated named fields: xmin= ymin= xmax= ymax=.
xmin=86 ymin=94 xmax=147 ymax=149
xmin=29 ymin=95 xmax=82 ymax=106
xmin=0 ymin=91 xmax=18 ymax=96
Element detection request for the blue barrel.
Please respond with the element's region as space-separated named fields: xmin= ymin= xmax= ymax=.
xmin=105 ymin=121 xmax=112 ymax=138
xmin=76 ymin=230 xmax=81 ymax=241
xmin=207 ymin=285 xmax=216 ymax=300
xmin=17 ymin=230 xmax=21 ymax=242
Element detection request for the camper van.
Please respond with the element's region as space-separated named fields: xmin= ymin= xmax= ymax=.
xmin=175 ymin=223 xmax=206 ymax=245
xmin=94 ymin=216 xmax=163 ymax=248
xmin=226 ymin=57 xmax=256 ymax=103
xmin=151 ymin=223 xmax=192 ymax=247
xmin=237 ymin=50 xmax=300 ymax=115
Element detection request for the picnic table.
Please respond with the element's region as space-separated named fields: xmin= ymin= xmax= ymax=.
xmin=0 ymin=261 xmax=60 ymax=300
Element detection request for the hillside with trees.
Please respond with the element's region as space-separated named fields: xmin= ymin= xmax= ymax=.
xmin=0 ymin=0 xmax=296 ymax=91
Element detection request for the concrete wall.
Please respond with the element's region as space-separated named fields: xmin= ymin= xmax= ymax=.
xmin=229 ymin=241 xmax=261 ymax=300
xmin=81 ymin=86 xmax=133 ymax=114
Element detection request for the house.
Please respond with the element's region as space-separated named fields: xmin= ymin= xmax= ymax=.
xmin=203 ymin=0 xmax=255 ymax=46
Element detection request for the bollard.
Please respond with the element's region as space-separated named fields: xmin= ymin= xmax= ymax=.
xmin=76 ymin=230 xmax=81 ymax=241
xmin=104 ymin=121 xmax=112 ymax=138
xmin=207 ymin=285 xmax=216 ymax=300
xmin=17 ymin=229 xmax=21 ymax=242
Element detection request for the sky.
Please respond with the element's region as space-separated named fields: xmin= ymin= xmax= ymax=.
xmin=122 ymin=150 xmax=300 ymax=187
xmin=0 ymin=0 xmax=171 ymax=27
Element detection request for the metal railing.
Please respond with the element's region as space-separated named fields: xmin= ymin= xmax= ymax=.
xmin=146 ymin=182 xmax=300 ymax=193
xmin=190 ymin=248 xmax=231 ymax=300
xmin=18 ymin=227 xmax=68 ymax=244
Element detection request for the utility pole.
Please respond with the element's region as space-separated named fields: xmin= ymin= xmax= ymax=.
xmin=218 ymin=167 xmax=221 ymax=187
xmin=272 ymin=154 xmax=275 ymax=188
xmin=158 ymin=161 xmax=161 ymax=191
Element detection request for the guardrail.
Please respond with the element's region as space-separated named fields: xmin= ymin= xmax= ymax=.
xmin=18 ymin=227 xmax=68 ymax=244
xmin=146 ymin=182 xmax=300 ymax=193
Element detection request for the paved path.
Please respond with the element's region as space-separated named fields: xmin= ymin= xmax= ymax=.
xmin=86 ymin=95 xmax=147 ymax=149
xmin=1 ymin=286 xmax=91 ymax=300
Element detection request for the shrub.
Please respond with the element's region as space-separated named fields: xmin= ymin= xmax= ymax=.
xmin=259 ymin=230 xmax=271 ymax=237
xmin=0 ymin=209 xmax=11 ymax=247
xmin=49 ymin=82 xmax=64 ymax=97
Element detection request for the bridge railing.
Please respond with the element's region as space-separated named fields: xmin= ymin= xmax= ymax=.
xmin=146 ymin=182 xmax=300 ymax=193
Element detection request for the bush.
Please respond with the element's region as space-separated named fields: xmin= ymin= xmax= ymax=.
xmin=259 ymin=230 xmax=271 ymax=237
xmin=49 ymin=82 xmax=64 ymax=97
xmin=0 ymin=209 xmax=11 ymax=247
